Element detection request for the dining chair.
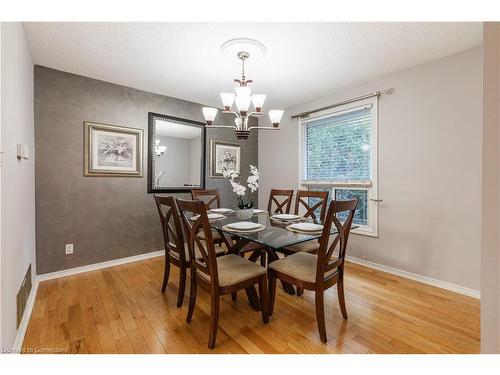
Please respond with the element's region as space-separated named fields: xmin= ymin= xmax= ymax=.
xmin=241 ymin=188 xmax=294 ymax=263
xmin=268 ymin=198 xmax=358 ymax=343
xmin=153 ymin=195 xmax=190 ymax=307
xmin=267 ymin=189 xmax=294 ymax=215
xmin=278 ymin=190 xmax=330 ymax=296
xmin=153 ymin=195 xmax=226 ymax=307
xmin=190 ymin=189 xmax=224 ymax=246
xmin=281 ymin=190 xmax=330 ymax=254
xmin=191 ymin=189 xmax=221 ymax=209
xmin=176 ymin=198 xmax=269 ymax=349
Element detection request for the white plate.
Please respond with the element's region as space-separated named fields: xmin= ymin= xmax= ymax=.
xmin=289 ymin=223 xmax=324 ymax=232
xmin=253 ymin=209 xmax=266 ymax=214
xmin=227 ymin=222 xmax=262 ymax=231
xmin=207 ymin=213 xmax=225 ymax=220
xmin=190 ymin=213 xmax=225 ymax=221
xmin=209 ymin=208 xmax=234 ymax=213
xmin=271 ymin=214 xmax=301 ymax=221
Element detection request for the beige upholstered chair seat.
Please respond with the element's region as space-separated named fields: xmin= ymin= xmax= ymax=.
xmin=198 ymin=254 xmax=266 ymax=287
xmin=169 ymin=241 xmax=226 ymax=261
xmin=269 ymin=252 xmax=338 ymax=283
xmin=284 ymin=239 xmax=320 ymax=253
xmin=196 ymin=229 xmax=223 ymax=241
xmin=284 ymin=237 xmax=335 ymax=254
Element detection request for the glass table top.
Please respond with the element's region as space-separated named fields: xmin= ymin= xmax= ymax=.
xmin=209 ymin=211 xmax=342 ymax=250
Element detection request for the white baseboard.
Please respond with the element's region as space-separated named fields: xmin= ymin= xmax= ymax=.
xmin=13 ymin=278 xmax=39 ymax=352
xmin=36 ymin=250 xmax=164 ymax=282
xmin=346 ymin=256 xmax=480 ymax=299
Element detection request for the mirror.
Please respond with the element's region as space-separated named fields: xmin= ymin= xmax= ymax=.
xmin=148 ymin=113 xmax=206 ymax=193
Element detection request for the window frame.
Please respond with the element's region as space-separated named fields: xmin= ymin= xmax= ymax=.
xmin=297 ymin=96 xmax=379 ymax=237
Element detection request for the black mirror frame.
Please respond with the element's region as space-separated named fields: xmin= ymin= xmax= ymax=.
xmin=147 ymin=112 xmax=206 ymax=193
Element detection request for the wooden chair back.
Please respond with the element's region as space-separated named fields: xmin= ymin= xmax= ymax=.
xmin=176 ymin=198 xmax=219 ymax=286
xmin=316 ymin=199 xmax=358 ymax=284
xmin=191 ymin=189 xmax=221 ymax=210
xmin=267 ymin=189 xmax=294 ymax=214
xmin=294 ymin=190 xmax=329 ymax=223
xmin=153 ymin=195 xmax=186 ymax=262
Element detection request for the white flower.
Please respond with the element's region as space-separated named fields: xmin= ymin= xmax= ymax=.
xmin=224 ymin=165 xmax=258 ymax=199
xmin=247 ymin=166 xmax=259 ymax=193
xmin=230 ymin=180 xmax=246 ymax=196
xmin=247 ymin=175 xmax=259 ymax=193
xmin=247 ymin=174 xmax=259 ymax=184
xmin=249 ymin=165 xmax=259 ymax=176
xmin=222 ymin=169 xmax=239 ymax=180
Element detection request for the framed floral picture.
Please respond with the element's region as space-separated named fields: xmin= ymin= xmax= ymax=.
xmin=84 ymin=122 xmax=144 ymax=177
xmin=209 ymin=139 xmax=241 ymax=178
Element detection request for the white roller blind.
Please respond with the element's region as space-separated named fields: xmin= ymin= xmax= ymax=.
xmin=301 ymin=105 xmax=373 ymax=184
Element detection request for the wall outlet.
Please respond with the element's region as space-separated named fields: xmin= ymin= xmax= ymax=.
xmin=65 ymin=243 xmax=74 ymax=255
xmin=17 ymin=144 xmax=29 ymax=160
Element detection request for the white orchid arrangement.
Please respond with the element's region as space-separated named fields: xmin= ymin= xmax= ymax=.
xmin=223 ymin=165 xmax=260 ymax=209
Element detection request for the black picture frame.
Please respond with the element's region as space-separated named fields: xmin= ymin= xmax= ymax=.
xmin=147 ymin=112 xmax=206 ymax=193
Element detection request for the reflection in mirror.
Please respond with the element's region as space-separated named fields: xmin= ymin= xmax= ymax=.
xmin=148 ymin=113 xmax=205 ymax=193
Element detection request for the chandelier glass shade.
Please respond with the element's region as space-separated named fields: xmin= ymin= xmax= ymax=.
xmin=155 ymin=139 xmax=167 ymax=156
xmin=202 ymin=50 xmax=284 ymax=140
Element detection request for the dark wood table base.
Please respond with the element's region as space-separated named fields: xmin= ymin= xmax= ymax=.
xmin=248 ymin=248 xmax=296 ymax=295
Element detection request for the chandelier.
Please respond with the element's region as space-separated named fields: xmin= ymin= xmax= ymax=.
xmin=155 ymin=139 xmax=167 ymax=156
xmin=202 ymin=47 xmax=284 ymax=140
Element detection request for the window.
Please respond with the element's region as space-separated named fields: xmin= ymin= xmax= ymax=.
xmin=298 ymin=97 xmax=378 ymax=236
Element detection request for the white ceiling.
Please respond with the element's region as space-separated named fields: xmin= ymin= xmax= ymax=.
xmin=24 ymin=22 xmax=482 ymax=110
xmin=156 ymin=119 xmax=201 ymax=139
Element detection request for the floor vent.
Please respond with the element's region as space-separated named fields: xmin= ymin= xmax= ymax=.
xmin=16 ymin=264 xmax=32 ymax=328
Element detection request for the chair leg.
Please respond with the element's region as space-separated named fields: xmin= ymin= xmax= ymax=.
xmin=161 ymin=256 xmax=171 ymax=293
xmin=177 ymin=265 xmax=187 ymax=307
xmin=208 ymin=290 xmax=220 ymax=349
xmin=231 ymin=292 xmax=237 ymax=301
xmin=297 ymin=287 xmax=304 ymax=296
xmin=267 ymin=248 xmax=295 ymax=295
xmin=268 ymin=271 xmax=277 ymax=317
xmin=337 ymin=273 xmax=348 ymax=319
xmin=186 ymin=271 xmax=197 ymax=323
xmin=258 ymin=277 xmax=269 ymax=324
xmin=315 ymin=290 xmax=327 ymax=343
xmin=248 ymin=250 xmax=261 ymax=263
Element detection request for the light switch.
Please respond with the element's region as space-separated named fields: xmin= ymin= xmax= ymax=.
xmin=17 ymin=144 xmax=29 ymax=160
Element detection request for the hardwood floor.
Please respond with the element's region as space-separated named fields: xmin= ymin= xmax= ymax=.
xmin=22 ymin=255 xmax=480 ymax=354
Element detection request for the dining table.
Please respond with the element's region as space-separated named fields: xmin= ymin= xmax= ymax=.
xmin=208 ymin=210 xmax=350 ymax=311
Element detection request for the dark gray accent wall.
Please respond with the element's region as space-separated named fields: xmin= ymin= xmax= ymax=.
xmin=34 ymin=66 xmax=258 ymax=274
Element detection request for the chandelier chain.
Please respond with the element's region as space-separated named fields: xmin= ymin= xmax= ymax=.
xmin=241 ymin=57 xmax=246 ymax=82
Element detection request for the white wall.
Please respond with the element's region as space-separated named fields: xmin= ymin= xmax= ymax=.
xmin=481 ymin=23 xmax=500 ymax=354
xmin=154 ymin=135 xmax=191 ymax=187
xmin=259 ymin=47 xmax=482 ymax=291
xmin=0 ymin=23 xmax=36 ymax=350
xmin=190 ymin=137 xmax=201 ymax=185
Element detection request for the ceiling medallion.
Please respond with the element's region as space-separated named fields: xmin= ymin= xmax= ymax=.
xmin=202 ymin=38 xmax=283 ymax=140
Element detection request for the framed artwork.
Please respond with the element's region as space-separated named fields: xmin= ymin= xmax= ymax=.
xmin=210 ymin=139 xmax=241 ymax=178
xmin=84 ymin=122 xmax=144 ymax=177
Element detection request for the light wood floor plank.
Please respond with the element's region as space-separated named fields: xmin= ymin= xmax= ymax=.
xmin=23 ymin=257 xmax=480 ymax=354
